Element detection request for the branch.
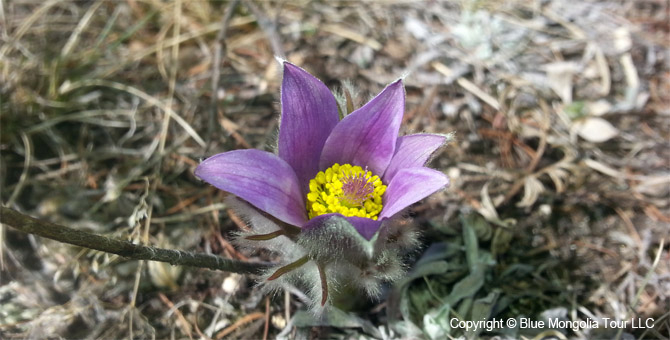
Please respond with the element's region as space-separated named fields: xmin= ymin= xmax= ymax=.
xmin=0 ymin=206 xmax=271 ymax=274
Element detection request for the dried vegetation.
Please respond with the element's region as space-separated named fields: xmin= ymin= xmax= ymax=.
xmin=0 ymin=0 xmax=668 ymax=339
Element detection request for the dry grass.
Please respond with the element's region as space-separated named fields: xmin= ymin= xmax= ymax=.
xmin=0 ymin=0 xmax=668 ymax=339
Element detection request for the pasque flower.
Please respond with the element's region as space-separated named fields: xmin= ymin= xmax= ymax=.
xmin=195 ymin=61 xmax=450 ymax=309
xmin=196 ymin=62 xmax=448 ymax=239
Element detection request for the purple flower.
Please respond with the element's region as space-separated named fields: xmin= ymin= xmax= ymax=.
xmin=195 ymin=62 xmax=449 ymax=240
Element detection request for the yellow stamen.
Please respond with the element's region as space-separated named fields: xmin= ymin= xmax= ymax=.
xmin=306 ymin=163 xmax=386 ymax=220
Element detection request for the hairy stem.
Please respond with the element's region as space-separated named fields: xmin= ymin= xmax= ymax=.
xmin=0 ymin=206 xmax=271 ymax=274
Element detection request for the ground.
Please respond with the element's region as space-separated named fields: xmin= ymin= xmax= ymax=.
xmin=0 ymin=0 xmax=668 ymax=339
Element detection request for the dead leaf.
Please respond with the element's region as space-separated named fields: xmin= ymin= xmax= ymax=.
xmin=545 ymin=62 xmax=580 ymax=104
xmin=587 ymin=100 xmax=612 ymax=116
xmin=574 ymin=117 xmax=619 ymax=143
xmin=635 ymin=175 xmax=670 ymax=197
xmin=516 ymin=176 xmax=545 ymax=208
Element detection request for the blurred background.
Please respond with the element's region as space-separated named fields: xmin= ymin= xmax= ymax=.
xmin=0 ymin=0 xmax=668 ymax=339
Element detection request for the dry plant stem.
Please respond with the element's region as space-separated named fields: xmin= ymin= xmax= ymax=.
xmin=525 ymin=98 xmax=550 ymax=173
xmin=0 ymin=206 xmax=271 ymax=274
xmin=207 ymin=0 xmax=240 ymax=155
xmin=214 ymin=312 xmax=265 ymax=340
xmin=158 ymin=293 xmax=193 ymax=339
xmin=128 ymin=8 xmax=184 ymax=321
xmin=262 ymin=297 xmax=270 ymax=340
xmin=242 ymin=0 xmax=284 ymax=58
xmin=615 ymin=238 xmax=666 ymax=340
xmin=284 ymin=289 xmax=291 ymax=325
xmin=58 ymin=79 xmax=205 ymax=146
xmin=2 ymin=133 xmax=32 ymax=270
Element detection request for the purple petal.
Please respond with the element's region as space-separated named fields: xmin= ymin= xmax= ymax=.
xmin=383 ymin=134 xmax=447 ymax=183
xmin=195 ymin=149 xmax=307 ymax=226
xmin=303 ymin=213 xmax=382 ymax=241
xmin=279 ymin=62 xmax=339 ymax=191
xmin=379 ymin=167 xmax=449 ymax=219
xmin=319 ymin=80 xmax=405 ymax=176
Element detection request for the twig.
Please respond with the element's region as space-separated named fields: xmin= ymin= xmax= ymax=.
xmin=0 ymin=206 xmax=271 ymax=274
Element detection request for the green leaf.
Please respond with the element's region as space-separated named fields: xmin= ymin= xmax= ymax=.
xmin=462 ymin=213 xmax=493 ymax=241
xmin=422 ymin=303 xmax=451 ymax=340
xmin=394 ymin=260 xmax=450 ymax=322
xmin=563 ymin=101 xmax=586 ymax=120
xmin=491 ymin=227 xmax=514 ymax=257
xmin=460 ymin=214 xmax=480 ymax=270
xmin=445 ymin=266 xmax=485 ymax=306
xmin=289 ymin=308 xmax=381 ymax=338
xmin=389 ymin=245 xmax=451 ymax=326
xmin=467 ymin=291 xmax=501 ymax=338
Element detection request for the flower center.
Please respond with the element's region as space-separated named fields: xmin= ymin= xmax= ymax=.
xmin=306 ymin=163 xmax=386 ymax=220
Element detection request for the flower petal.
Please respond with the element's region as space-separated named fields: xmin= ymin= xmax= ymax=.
xmin=303 ymin=213 xmax=382 ymax=241
xmin=319 ymin=80 xmax=405 ymax=175
xmin=279 ymin=62 xmax=339 ymax=191
xmin=195 ymin=149 xmax=307 ymax=226
xmin=383 ymin=133 xmax=447 ymax=183
xmin=379 ymin=167 xmax=449 ymax=219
